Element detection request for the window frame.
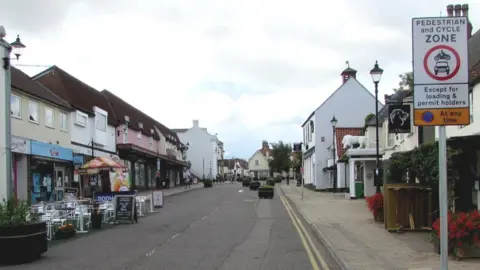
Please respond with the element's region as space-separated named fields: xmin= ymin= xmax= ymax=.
xmin=60 ymin=112 xmax=68 ymax=131
xmin=28 ymin=100 xmax=39 ymax=124
xmin=95 ymin=112 xmax=107 ymax=131
xmin=10 ymin=94 xmax=22 ymax=119
xmin=45 ymin=106 xmax=54 ymax=128
xmin=75 ymin=111 xmax=88 ymax=127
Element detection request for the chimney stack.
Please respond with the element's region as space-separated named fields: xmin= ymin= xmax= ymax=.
xmin=454 ymin=4 xmax=462 ymax=16
xmin=262 ymin=140 xmax=269 ymax=149
xmin=461 ymin=3 xmax=469 ymax=17
xmin=447 ymin=4 xmax=454 ymax=17
xmin=193 ymin=120 xmax=199 ymax=128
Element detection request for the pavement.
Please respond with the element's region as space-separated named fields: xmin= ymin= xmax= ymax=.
xmin=9 ymin=182 xmax=340 ymax=270
xmin=280 ymin=183 xmax=480 ymax=270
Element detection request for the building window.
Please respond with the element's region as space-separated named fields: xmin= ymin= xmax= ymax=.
xmin=75 ymin=111 xmax=88 ymax=127
xmin=137 ymin=131 xmax=141 ymax=140
xmin=11 ymin=94 xmax=21 ymax=118
xmin=28 ymin=100 xmax=39 ymax=123
xmin=60 ymin=112 xmax=68 ymax=130
xmin=96 ymin=113 xmax=107 ymax=131
xmin=387 ymin=133 xmax=395 ymax=147
xmin=255 ymin=160 xmax=259 ymax=166
xmin=45 ymin=107 xmax=54 ymax=128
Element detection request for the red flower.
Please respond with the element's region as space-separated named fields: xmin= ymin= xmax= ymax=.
xmin=432 ymin=210 xmax=480 ymax=251
xmin=365 ymin=193 xmax=384 ymax=217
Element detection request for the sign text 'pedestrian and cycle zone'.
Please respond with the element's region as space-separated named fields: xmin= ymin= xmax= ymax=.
xmin=412 ymin=16 xmax=470 ymax=126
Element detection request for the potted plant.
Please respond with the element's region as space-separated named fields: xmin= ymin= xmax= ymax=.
xmin=55 ymin=223 xmax=76 ymax=240
xmin=249 ymin=181 xmax=261 ymax=191
xmin=258 ymin=185 xmax=274 ymax=199
xmin=242 ymin=177 xmax=251 ymax=187
xmin=365 ymin=193 xmax=384 ymax=222
xmin=0 ymin=199 xmax=48 ymax=265
xmin=266 ymin=178 xmax=275 ymax=186
xmin=203 ymin=179 xmax=213 ymax=188
xmin=431 ymin=210 xmax=480 ymax=258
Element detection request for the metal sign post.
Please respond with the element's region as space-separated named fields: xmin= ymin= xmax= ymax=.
xmin=412 ymin=15 xmax=469 ymax=270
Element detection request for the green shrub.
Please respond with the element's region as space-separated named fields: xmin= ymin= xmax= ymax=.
xmin=0 ymin=199 xmax=31 ymax=227
xmin=260 ymin=185 xmax=273 ymax=189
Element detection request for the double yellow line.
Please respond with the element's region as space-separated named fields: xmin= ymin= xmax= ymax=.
xmin=278 ymin=187 xmax=330 ymax=270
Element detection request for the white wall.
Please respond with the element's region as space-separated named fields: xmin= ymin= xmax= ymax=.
xmin=176 ymin=120 xmax=215 ymax=179
xmin=70 ymin=109 xmax=116 ymax=156
xmin=441 ymin=83 xmax=478 ymax=138
xmin=248 ymin=151 xmax=269 ymax=171
xmin=303 ymin=113 xmax=316 ymax=149
xmin=314 ymin=78 xmax=383 ymax=189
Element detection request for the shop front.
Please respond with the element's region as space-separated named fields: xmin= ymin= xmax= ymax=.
xmin=12 ymin=136 xmax=31 ymax=201
xmin=29 ymin=141 xmax=73 ymax=204
xmin=116 ymin=143 xmax=160 ymax=191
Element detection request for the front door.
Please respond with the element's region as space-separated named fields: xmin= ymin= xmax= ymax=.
xmin=55 ymin=167 xmax=65 ymax=201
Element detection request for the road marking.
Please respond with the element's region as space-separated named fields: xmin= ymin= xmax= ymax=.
xmin=278 ymin=191 xmax=320 ymax=270
xmin=278 ymin=187 xmax=330 ymax=270
xmin=238 ymin=190 xmax=244 ymax=192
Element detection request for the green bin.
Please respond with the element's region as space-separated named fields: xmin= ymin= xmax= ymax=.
xmin=355 ymin=181 xmax=364 ymax=198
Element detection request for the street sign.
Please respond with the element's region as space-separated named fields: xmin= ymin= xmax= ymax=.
xmin=412 ymin=17 xmax=470 ymax=126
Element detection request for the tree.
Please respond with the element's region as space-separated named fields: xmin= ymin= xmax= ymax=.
xmin=268 ymin=141 xmax=292 ymax=175
xmin=291 ymin=151 xmax=302 ymax=173
xmin=393 ymin=72 xmax=413 ymax=92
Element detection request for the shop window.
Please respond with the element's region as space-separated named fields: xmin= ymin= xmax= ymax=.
xmin=75 ymin=110 xmax=88 ymax=127
xmin=45 ymin=107 xmax=54 ymax=128
xmin=10 ymin=94 xmax=21 ymax=118
xmin=28 ymin=100 xmax=39 ymax=123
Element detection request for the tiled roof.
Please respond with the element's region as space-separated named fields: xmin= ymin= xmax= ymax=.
xmin=33 ymin=66 xmax=116 ymax=125
xmin=259 ymin=147 xmax=271 ymax=156
xmin=367 ymin=90 xmax=410 ymax=126
xmin=222 ymin=159 xmax=247 ymax=170
xmin=171 ymin=128 xmax=188 ymax=133
xmin=11 ymin=67 xmax=71 ymax=110
xmin=335 ymin=128 xmax=362 ymax=158
xmin=470 ymin=30 xmax=480 ymax=84
xmin=101 ymin=90 xmax=179 ymax=142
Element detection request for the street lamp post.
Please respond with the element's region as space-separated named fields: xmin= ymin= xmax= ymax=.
xmin=331 ymin=116 xmax=338 ymax=193
xmin=0 ymin=26 xmax=26 ymax=201
xmin=370 ymin=61 xmax=384 ymax=194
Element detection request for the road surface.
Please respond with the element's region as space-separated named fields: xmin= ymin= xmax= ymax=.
xmin=10 ymin=184 xmax=340 ymax=270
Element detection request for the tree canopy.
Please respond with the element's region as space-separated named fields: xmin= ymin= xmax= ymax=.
xmin=393 ymin=72 xmax=413 ymax=92
xmin=268 ymin=141 xmax=292 ymax=174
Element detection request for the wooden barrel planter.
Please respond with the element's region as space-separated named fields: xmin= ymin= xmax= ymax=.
xmin=0 ymin=222 xmax=48 ymax=265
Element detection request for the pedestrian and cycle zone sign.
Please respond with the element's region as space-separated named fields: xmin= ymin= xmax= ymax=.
xmin=412 ymin=17 xmax=470 ymax=126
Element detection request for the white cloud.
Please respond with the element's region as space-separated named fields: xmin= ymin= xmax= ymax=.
xmin=2 ymin=0 xmax=479 ymax=158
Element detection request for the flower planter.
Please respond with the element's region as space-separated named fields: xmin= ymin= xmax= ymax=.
xmin=242 ymin=180 xmax=250 ymax=187
xmin=258 ymin=188 xmax=274 ymax=199
xmin=266 ymin=180 xmax=275 ymax=186
xmin=203 ymin=181 xmax=213 ymax=188
xmin=0 ymin=222 xmax=48 ymax=265
xmin=55 ymin=228 xmax=76 ymax=240
xmin=454 ymin=246 xmax=480 ymax=259
xmin=249 ymin=182 xmax=260 ymax=191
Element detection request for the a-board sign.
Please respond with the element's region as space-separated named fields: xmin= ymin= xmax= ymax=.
xmin=412 ymin=16 xmax=470 ymax=126
xmin=114 ymin=195 xmax=135 ymax=223
xmin=64 ymin=188 xmax=78 ymax=201
xmin=152 ymin=191 xmax=163 ymax=207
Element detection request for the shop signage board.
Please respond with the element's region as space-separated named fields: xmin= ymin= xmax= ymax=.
xmin=114 ymin=195 xmax=135 ymax=223
xmin=388 ymin=104 xmax=412 ymax=133
xmin=152 ymin=191 xmax=164 ymax=207
xmin=31 ymin=141 xmax=73 ymax=161
xmin=412 ymin=17 xmax=469 ymax=126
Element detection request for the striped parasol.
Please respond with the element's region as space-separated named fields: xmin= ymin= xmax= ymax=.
xmin=80 ymin=156 xmax=126 ymax=170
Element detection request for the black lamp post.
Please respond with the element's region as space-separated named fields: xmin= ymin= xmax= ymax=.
xmin=370 ymin=61 xmax=384 ymax=194
xmin=331 ymin=116 xmax=338 ymax=193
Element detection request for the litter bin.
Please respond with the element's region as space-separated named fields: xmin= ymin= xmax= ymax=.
xmin=354 ymin=181 xmax=364 ymax=198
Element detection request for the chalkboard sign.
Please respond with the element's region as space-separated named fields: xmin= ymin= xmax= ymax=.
xmin=114 ymin=195 xmax=135 ymax=223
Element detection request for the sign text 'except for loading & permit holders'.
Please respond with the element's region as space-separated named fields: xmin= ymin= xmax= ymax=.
xmin=414 ymin=84 xmax=468 ymax=108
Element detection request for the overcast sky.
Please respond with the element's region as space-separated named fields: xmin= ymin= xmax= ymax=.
xmin=2 ymin=0 xmax=479 ymax=159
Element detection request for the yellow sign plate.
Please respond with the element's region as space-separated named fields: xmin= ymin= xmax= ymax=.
xmin=414 ymin=108 xmax=470 ymax=126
